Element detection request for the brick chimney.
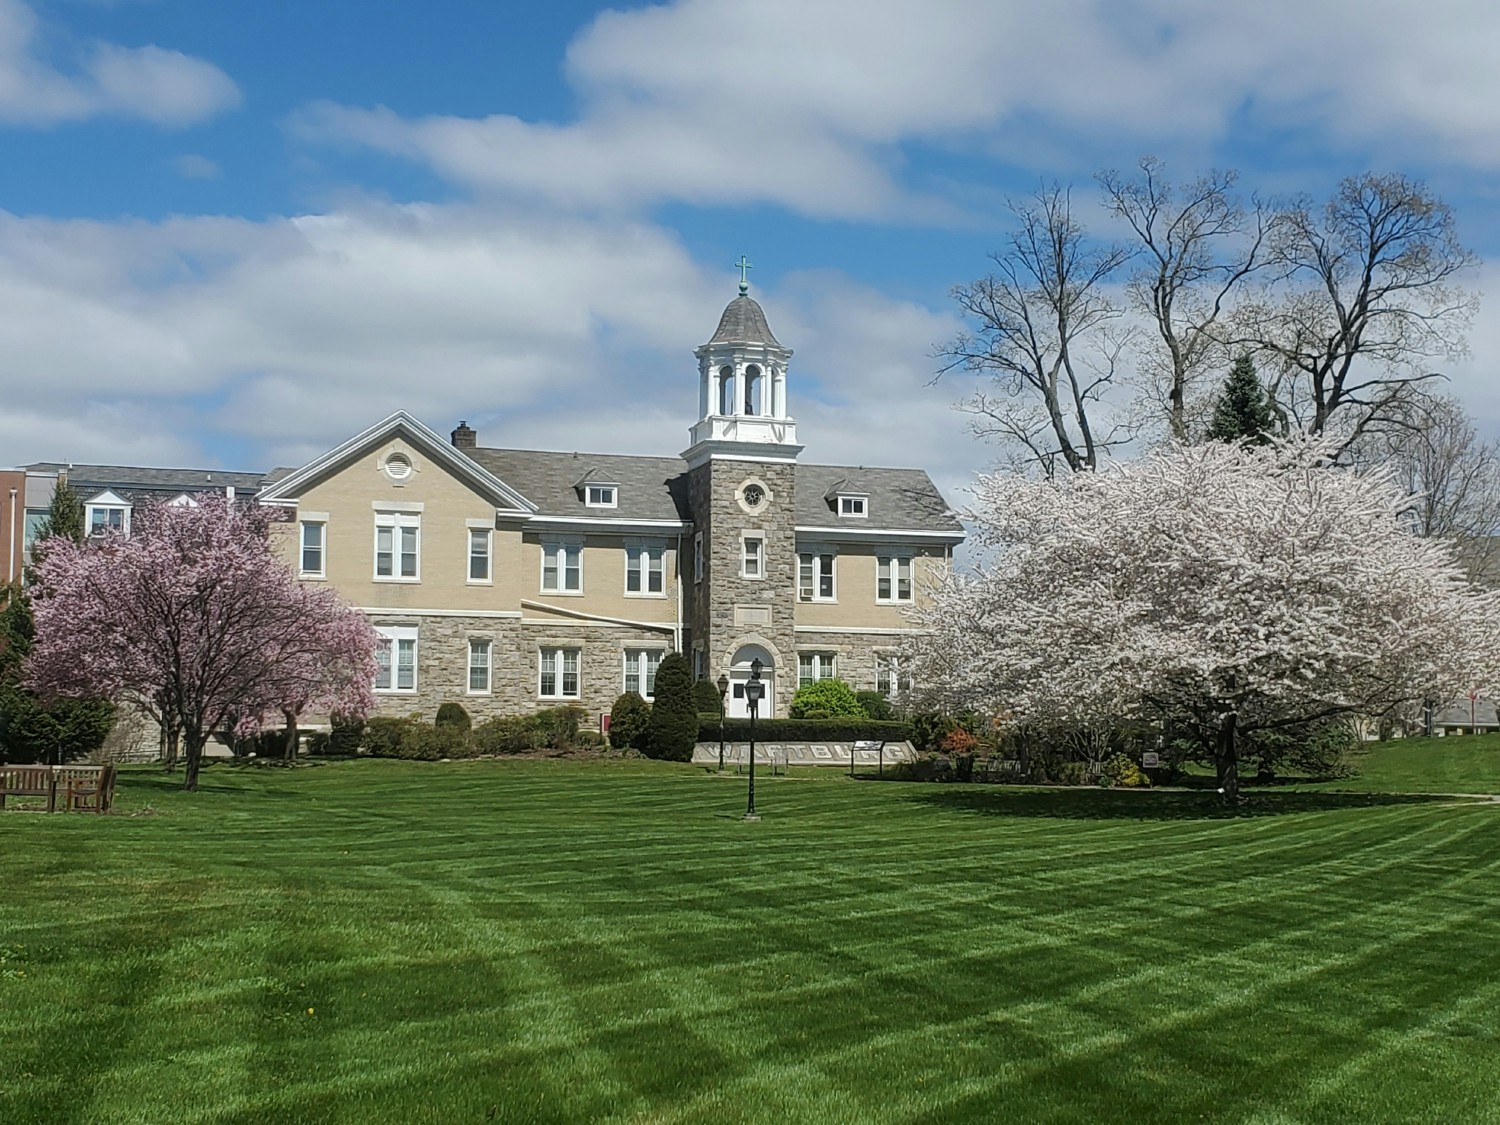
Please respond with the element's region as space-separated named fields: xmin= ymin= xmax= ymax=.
xmin=451 ymin=420 xmax=477 ymax=449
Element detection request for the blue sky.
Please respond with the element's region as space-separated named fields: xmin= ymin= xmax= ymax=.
xmin=5 ymin=0 xmax=1500 ymax=508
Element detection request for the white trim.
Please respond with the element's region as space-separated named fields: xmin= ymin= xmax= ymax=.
xmin=84 ymin=489 xmax=129 ymax=507
xmin=373 ymin=625 xmax=419 ymax=694
xmin=467 ymin=526 xmax=493 ymax=585
xmin=520 ymin=599 xmax=675 ymax=633
xmin=584 ymin=484 xmax=619 ymax=508
xmin=836 ymin=494 xmax=869 ymax=518
xmin=372 ymin=500 xmax=424 ymax=513
xmin=354 ymin=607 xmax=522 ymax=619
xmin=374 ymin=509 xmax=421 ymax=583
xmin=540 ymin=540 xmax=583 ymax=595
xmin=794 ymin=625 xmax=925 ymax=635
xmin=537 ymin=646 xmax=582 ymax=700
xmin=797 ymin=548 xmax=837 ymax=603
xmin=740 ymin=531 xmax=765 ymax=579
xmin=298 ymin=519 xmax=327 ymax=580
xmin=875 ymin=553 xmax=914 ymax=605
xmin=623 ymin=542 xmax=667 ymax=599
xmin=796 ymin=525 xmax=966 ymax=542
xmin=257 ymin=410 xmax=537 ymax=512
xmin=299 ymin=510 xmax=330 ymax=522
xmin=526 ymin=515 xmax=691 ymax=533
xmin=466 ymin=637 xmax=493 ymax=696
xmin=465 ymin=517 xmax=495 ymax=529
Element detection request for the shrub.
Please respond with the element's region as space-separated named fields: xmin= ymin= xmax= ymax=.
xmin=328 ymin=713 xmax=364 ymax=756
xmin=699 ymin=717 xmax=914 ymax=743
xmin=361 ymin=716 xmax=415 ymax=758
xmin=535 ymin=705 xmax=584 ymax=747
xmin=609 ymin=692 xmax=652 ymax=750
xmin=473 ymin=716 xmax=543 ymax=756
xmin=574 ymin=729 xmax=607 ymax=750
xmin=911 ymin=712 xmax=957 ymax=754
xmin=1099 ymin=753 xmax=1150 ymax=788
xmin=856 ymin=691 xmax=894 ymax=721
xmin=361 ymin=717 xmax=471 ymax=760
xmin=939 ymin=728 xmax=979 ymax=756
xmin=645 ymin=653 xmax=697 ymax=761
xmin=788 ymin=678 xmax=865 ymax=720
xmin=693 ymin=679 xmax=725 ymax=716
xmin=435 ymin=702 xmax=472 ymax=732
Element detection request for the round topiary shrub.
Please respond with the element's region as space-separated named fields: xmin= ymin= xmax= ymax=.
xmin=692 ymin=678 xmax=724 ymax=715
xmin=435 ymin=702 xmax=472 ymax=732
xmin=789 ymin=678 xmax=864 ymax=720
xmin=645 ymin=653 xmax=697 ymax=761
xmin=609 ymin=692 xmax=652 ymax=750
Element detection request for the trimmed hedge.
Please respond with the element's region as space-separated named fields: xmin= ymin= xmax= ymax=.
xmin=646 ymin=654 xmax=697 ymax=761
xmin=697 ymin=717 xmax=913 ymax=743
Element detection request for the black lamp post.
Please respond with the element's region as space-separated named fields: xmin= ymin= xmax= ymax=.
xmin=744 ymin=658 xmax=763 ymax=821
xmin=716 ymin=673 xmax=729 ymax=772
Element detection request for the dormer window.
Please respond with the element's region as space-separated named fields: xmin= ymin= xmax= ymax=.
xmin=586 ymin=485 xmax=617 ymax=508
xmin=85 ymin=491 xmax=132 ymax=536
xmin=838 ymin=495 xmax=868 ymax=518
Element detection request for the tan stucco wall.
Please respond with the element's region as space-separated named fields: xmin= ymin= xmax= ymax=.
xmin=518 ymin=532 xmax=679 ymax=625
xmin=791 ymin=543 xmax=946 ymax=630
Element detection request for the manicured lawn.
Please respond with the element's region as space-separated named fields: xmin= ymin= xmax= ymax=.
xmin=5 ymin=758 xmax=1500 ymax=1123
xmin=1312 ymin=732 xmax=1500 ymax=793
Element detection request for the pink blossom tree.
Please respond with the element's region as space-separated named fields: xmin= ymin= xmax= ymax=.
xmin=25 ymin=495 xmax=379 ymax=791
xmin=915 ymin=438 xmax=1500 ymax=800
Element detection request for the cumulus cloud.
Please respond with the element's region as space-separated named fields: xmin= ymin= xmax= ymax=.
xmin=0 ymin=0 xmax=238 ymax=127
xmin=291 ymin=0 xmax=1500 ymax=218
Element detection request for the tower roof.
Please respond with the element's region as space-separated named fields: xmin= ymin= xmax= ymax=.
xmin=707 ymin=294 xmax=781 ymax=348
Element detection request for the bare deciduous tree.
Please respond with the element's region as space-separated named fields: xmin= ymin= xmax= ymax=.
xmin=1098 ymin=158 xmax=1269 ymax=443
xmin=940 ymin=185 xmax=1133 ymax=476
xmin=1246 ymin=173 xmax=1478 ymax=449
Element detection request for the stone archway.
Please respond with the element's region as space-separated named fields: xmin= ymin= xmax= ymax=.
xmin=727 ymin=642 xmax=776 ymax=719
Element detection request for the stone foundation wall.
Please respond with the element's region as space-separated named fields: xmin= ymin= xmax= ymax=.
xmin=366 ymin=613 xmax=674 ymax=726
xmin=791 ymin=630 xmax=914 ymax=696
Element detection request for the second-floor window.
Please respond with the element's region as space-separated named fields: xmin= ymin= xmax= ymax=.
xmin=877 ymin=555 xmax=913 ymax=603
xmin=877 ymin=654 xmax=912 ymax=697
xmin=694 ymin=533 xmax=704 ymax=583
xmin=798 ymin=551 xmax=835 ymax=601
xmin=375 ymin=511 xmax=419 ymax=580
xmin=300 ymin=521 xmax=326 ymax=577
xmin=469 ymin=529 xmax=492 ymax=582
xmin=741 ymin=535 xmax=763 ymax=578
xmin=626 ymin=545 xmax=665 ymax=595
xmin=542 ymin=542 xmax=582 ymax=592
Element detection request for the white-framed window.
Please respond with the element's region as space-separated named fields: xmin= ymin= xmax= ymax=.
xmin=838 ymin=495 xmax=868 ymax=518
xmin=694 ymin=532 xmax=704 ymax=584
xmin=87 ymin=505 xmax=129 ymax=536
xmin=623 ymin=649 xmax=664 ymax=699
xmin=539 ymin=647 xmax=581 ymax=699
xmin=798 ymin=651 xmax=837 ymax=688
xmin=692 ymin=647 xmax=705 ymax=682
xmin=468 ymin=528 xmax=492 ymax=583
xmin=877 ymin=654 xmax=912 ymax=698
xmin=585 ymin=484 xmax=617 ymax=508
xmin=541 ymin=542 xmax=582 ymax=593
xmin=374 ymin=626 xmax=418 ymax=693
xmin=877 ymin=555 xmax=913 ymax=603
xmin=741 ymin=534 xmax=764 ymax=579
xmin=798 ymin=551 xmax=836 ymax=601
xmin=625 ymin=544 xmax=665 ymax=596
xmin=374 ymin=511 xmax=420 ymax=580
xmin=468 ymin=638 xmax=492 ymax=694
xmin=300 ymin=521 xmax=326 ymax=577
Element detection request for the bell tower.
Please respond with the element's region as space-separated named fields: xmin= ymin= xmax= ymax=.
xmin=682 ymin=261 xmax=800 ymax=717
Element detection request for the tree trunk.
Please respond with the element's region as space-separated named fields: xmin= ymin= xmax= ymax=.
xmin=183 ymin=729 xmax=206 ymax=792
xmin=1215 ymin=711 xmax=1240 ymax=804
xmin=1018 ymin=727 xmax=1032 ymax=781
xmin=162 ymin=719 xmax=180 ymax=772
xmin=282 ymin=708 xmax=298 ymax=765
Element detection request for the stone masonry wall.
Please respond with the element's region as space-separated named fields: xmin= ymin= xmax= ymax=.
xmin=366 ymin=613 xmax=673 ymax=728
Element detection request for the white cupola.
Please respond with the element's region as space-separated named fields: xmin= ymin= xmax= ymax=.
xmin=684 ymin=263 xmax=801 ymax=467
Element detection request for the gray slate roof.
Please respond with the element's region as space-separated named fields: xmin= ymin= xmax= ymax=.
xmin=708 ymin=295 xmax=782 ymax=348
xmin=26 ymin=462 xmax=267 ymax=505
xmin=466 ymin=447 xmax=963 ymax=534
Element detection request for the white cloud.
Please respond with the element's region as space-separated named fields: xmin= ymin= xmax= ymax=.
xmin=0 ymin=0 xmax=238 ymax=127
xmin=170 ymin=153 xmax=220 ymax=179
xmin=290 ymin=0 xmax=1500 ymax=218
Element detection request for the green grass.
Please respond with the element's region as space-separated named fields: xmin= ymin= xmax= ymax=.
xmin=1313 ymin=733 xmax=1500 ymax=793
xmin=5 ymin=756 xmax=1500 ymax=1124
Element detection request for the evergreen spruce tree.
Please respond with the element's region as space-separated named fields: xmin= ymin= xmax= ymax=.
xmin=644 ymin=653 xmax=698 ymax=762
xmin=1207 ymin=355 xmax=1276 ymax=445
xmin=0 ymin=585 xmax=113 ymax=764
xmin=42 ymin=479 xmax=87 ymax=544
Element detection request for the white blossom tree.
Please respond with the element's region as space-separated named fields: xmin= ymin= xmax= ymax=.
xmin=915 ymin=439 xmax=1500 ymax=800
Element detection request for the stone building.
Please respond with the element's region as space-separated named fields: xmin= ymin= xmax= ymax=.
xmin=258 ymin=284 xmax=965 ymax=722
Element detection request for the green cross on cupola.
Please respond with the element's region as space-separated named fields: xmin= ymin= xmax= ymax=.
xmin=735 ymin=255 xmax=752 ymax=295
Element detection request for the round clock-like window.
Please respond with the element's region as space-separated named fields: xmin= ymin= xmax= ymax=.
xmin=743 ymin=483 xmax=765 ymax=508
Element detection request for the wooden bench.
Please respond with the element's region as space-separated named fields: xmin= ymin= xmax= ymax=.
xmin=0 ymin=764 xmax=116 ymax=813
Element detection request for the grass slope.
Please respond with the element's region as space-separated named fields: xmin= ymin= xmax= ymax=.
xmin=3 ymin=759 xmax=1500 ymax=1124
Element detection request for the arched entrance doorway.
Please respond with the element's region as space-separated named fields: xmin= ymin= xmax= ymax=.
xmin=727 ymin=644 xmax=776 ymax=719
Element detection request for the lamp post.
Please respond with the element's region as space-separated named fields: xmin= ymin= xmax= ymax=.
xmin=716 ymin=673 xmax=729 ymax=772
xmin=744 ymin=658 xmax=763 ymax=821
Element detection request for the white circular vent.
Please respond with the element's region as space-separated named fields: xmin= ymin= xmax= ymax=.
xmin=384 ymin=452 xmax=413 ymax=481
